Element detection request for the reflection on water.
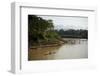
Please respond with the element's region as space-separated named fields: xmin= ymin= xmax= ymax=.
xmin=28 ymin=39 xmax=88 ymax=60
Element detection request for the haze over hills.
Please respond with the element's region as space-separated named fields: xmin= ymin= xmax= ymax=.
xmin=54 ymin=24 xmax=88 ymax=30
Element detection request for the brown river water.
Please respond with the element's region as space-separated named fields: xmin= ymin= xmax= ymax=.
xmin=28 ymin=38 xmax=88 ymax=61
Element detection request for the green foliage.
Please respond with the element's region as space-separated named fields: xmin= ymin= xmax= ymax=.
xmin=28 ymin=15 xmax=59 ymax=46
xmin=55 ymin=29 xmax=88 ymax=39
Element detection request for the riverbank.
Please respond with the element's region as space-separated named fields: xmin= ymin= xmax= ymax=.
xmin=29 ymin=41 xmax=64 ymax=49
xmin=29 ymin=38 xmax=88 ymax=49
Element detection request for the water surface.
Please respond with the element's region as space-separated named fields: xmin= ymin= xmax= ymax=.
xmin=28 ymin=39 xmax=88 ymax=60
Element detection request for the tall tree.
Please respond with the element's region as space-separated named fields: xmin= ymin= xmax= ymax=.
xmin=28 ymin=15 xmax=58 ymax=46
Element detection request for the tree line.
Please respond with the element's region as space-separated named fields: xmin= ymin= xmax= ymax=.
xmin=54 ymin=29 xmax=88 ymax=39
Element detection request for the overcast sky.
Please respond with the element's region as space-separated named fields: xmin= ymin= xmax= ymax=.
xmin=38 ymin=15 xmax=88 ymax=30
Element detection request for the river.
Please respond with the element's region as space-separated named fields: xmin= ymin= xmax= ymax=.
xmin=28 ymin=38 xmax=88 ymax=60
